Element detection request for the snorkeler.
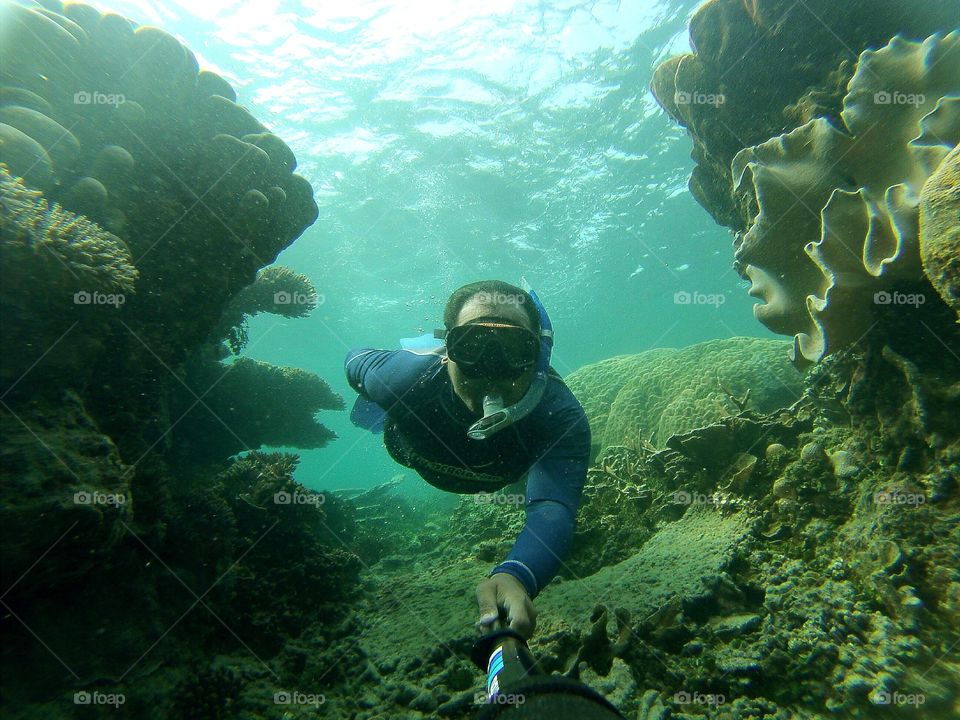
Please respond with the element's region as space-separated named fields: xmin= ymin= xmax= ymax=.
xmin=344 ymin=280 xmax=590 ymax=640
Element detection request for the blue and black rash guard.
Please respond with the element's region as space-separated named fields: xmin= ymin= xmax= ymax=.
xmin=344 ymin=347 xmax=591 ymax=599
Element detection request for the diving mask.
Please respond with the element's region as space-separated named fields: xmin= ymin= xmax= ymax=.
xmin=435 ymin=322 xmax=539 ymax=380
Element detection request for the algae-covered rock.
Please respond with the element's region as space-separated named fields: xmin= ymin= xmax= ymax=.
xmin=567 ymin=338 xmax=804 ymax=456
xmin=0 ymin=391 xmax=130 ymax=594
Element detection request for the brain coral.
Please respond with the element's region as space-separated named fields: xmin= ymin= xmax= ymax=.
xmin=566 ymin=338 xmax=804 ymax=456
xmin=920 ymin=145 xmax=960 ymax=318
xmin=732 ymin=32 xmax=959 ymax=367
xmin=565 ymin=351 xmax=670 ymax=454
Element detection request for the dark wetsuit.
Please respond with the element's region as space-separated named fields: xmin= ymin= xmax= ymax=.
xmin=344 ymin=347 xmax=590 ymax=599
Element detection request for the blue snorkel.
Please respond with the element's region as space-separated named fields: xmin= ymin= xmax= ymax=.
xmin=466 ymin=278 xmax=553 ymax=440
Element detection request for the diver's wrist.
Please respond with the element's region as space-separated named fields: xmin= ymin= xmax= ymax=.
xmin=490 ymin=560 xmax=538 ymax=598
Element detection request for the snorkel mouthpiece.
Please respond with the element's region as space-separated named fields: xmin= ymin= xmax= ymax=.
xmin=482 ymin=394 xmax=505 ymax=416
xmin=467 ymin=394 xmax=509 ymax=440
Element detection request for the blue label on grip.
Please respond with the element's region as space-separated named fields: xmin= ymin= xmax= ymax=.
xmin=486 ymin=645 xmax=505 ymax=699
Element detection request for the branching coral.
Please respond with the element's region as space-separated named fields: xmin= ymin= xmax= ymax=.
xmin=0 ymin=164 xmax=137 ymax=296
xmin=229 ymin=266 xmax=318 ymax=319
xmin=0 ymin=164 xmax=139 ymax=387
xmin=214 ymin=266 xmax=320 ymax=353
xmin=573 ymin=445 xmax=680 ymax=575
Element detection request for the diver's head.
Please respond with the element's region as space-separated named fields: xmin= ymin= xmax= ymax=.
xmin=442 ymin=281 xmax=540 ymax=416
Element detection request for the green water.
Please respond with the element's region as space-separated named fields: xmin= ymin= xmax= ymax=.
xmin=88 ymin=0 xmax=769 ymax=493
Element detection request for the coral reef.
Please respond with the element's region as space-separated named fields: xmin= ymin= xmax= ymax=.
xmin=573 ymin=398 xmax=812 ymax=577
xmin=574 ymin=445 xmax=676 ymax=575
xmin=566 ymin=338 xmax=804 ymax=458
xmin=0 ymin=0 xmax=320 ymax=460
xmin=208 ymin=452 xmax=362 ymax=654
xmin=920 ymin=145 xmax=960 ymax=319
xmin=0 ymin=4 xmax=350 ymax=718
xmin=313 ymin=321 xmax=958 ymax=719
xmin=651 ymin=1 xmax=960 ymax=366
xmin=170 ymin=664 xmax=243 ymax=720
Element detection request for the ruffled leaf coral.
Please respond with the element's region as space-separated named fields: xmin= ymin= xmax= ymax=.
xmin=649 ymin=0 xmax=957 ymax=230
xmin=732 ymin=32 xmax=960 ymax=366
xmin=653 ymin=3 xmax=960 ymax=369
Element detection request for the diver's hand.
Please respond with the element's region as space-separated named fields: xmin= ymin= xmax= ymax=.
xmin=476 ymin=573 xmax=537 ymax=640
